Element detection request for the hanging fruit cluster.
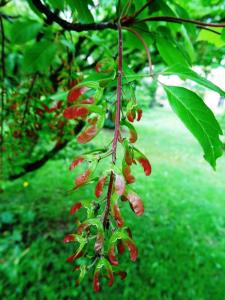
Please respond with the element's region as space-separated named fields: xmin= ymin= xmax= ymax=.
xmin=63 ymin=26 xmax=151 ymax=292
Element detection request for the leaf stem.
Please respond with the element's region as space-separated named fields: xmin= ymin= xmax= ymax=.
xmin=103 ymin=21 xmax=123 ymax=229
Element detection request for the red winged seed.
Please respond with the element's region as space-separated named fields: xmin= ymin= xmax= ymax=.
xmin=137 ymin=108 xmax=143 ymax=121
xmin=127 ymin=192 xmax=144 ymax=216
xmin=117 ymin=239 xmax=125 ymax=254
xmin=137 ymin=157 xmax=152 ymax=176
xmin=63 ymin=106 xmax=89 ymax=120
xmin=77 ymin=126 xmax=97 ymax=144
xmin=93 ymin=271 xmax=100 ymax=293
xmin=69 ymin=157 xmax=85 ymax=171
xmin=70 ymin=202 xmax=82 ymax=215
xmin=75 ymin=169 xmax=91 ymax=187
xmin=112 ymin=204 xmax=124 ymax=228
xmin=115 ymin=175 xmax=125 ymax=196
xmin=67 ymin=87 xmax=86 ymax=103
xmin=108 ymin=246 xmax=119 ymax=266
xmin=64 ymin=234 xmax=75 ymax=243
xmin=124 ymin=239 xmax=138 ymax=262
xmin=95 ymin=175 xmax=108 ymax=198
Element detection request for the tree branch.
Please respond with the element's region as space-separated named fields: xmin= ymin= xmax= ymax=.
xmin=31 ymin=0 xmax=117 ymax=32
xmin=136 ymin=16 xmax=225 ymax=28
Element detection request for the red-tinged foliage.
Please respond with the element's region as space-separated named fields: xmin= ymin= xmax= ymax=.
xmin=126 ymin=192 xmax=144 ymax=216
xmin=116 ymin=271 xmax=127 ymax=280
xmin=117 ymin=239 xmax=125 ymax=254
xmin=70 ymin=202 xmax=82 ymax=215
xmin=64 ymin=234 xmax=75 ymax=243
xmin=108 ymin=246 xmax=119 ymax=266
xmin=137 ymin=157 xmax=152 ymax=176
xmin=69 ymin=156 xmax=85 ymax=171
xmin=67 ymin=86 xmax=86 ymax=103
xmin=123 ymin=165 xmax=135 ymax=184
xmin=115 ymin=175 xmax=125 ymax=196
xmin=137 ymin=108 xmax=142 ymax=121
xmin=95 ymin=175 xmax=107 ymax=198
xmin=127 ymin=110 xmax=135 ymax=122
xmin=75 ymin=169 xmax=91 ymax=187
xmin=112 ymin=204 xmax=124 ymax=228
xmin=95 ymin=234 xmax=104 ymax=253
xmin=77 ymin=126 xmax=97 ymax=144
xmin=93 ymin=271 xmax=100 ymax=293
xmin=124 ymin=239 xmax=138 ymax=262
xmin=63 ymin=106 xmax=89 ymax=120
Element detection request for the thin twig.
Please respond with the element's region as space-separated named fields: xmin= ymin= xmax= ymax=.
xmin=0 ymin=16 xmax=6 ymax=181
xmin=124 ymin=26 xmax=153 ymax=76
xmin=136 ymin=16 xmax=225 ymax=28
xmin=21 ymin=73 xmax=38 ymax=127
xmin=132 ymin=0 xmax=155 ymax=19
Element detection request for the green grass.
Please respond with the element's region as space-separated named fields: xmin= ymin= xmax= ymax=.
xmin=0 ymin=108 xmax=225 ymax=300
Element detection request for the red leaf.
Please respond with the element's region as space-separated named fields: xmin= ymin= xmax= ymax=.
xmin=64 ymin=234 xmax=75 ymax=243
xmin=112 ymin=204 xmax=124 ymax=228
xmin=67 ymin=87 xmax=86 ymax=103
xmin=117 ymin=239 xmax=125 ymax=254
xmin=137 ymin=108 xmax=142 ymax=121
xmin=70 ymin=202 xmax=82 ymax=215
xmin=137 ymin=157 xmax=152 ymax=176
xmin=108 ymin=246 xmax=119 ymax=266
xmin=75 ymin=169 xmax=91 ymax=187
xmin=69 ymin=156 xmax=85 ymax=171
xmin=93 ymin=271 xmax=100 ymax=293
xmin=77 ymin=126 xmax=97 ymax=144
xmin=95 ymin=175 xmax=107 ymax=198
xmin=115 ymin=175 xmax=125 ymax=196
xmin=124 ymin=239 xmax=138 ymax=261
xmin=126 ymin=192 xmax=144 ymax=216
xmin=63 ymin=106 xmax=89 ymax=120
xmin=123 ymin=165 xmax=135 ymax=184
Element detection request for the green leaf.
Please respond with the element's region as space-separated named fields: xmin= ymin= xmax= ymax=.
xmin=66 ymin=0 xmax=94 ymax=23
xmin=198 ymin=29 xmax=225 ymax=48
xmin=10 ymin=20 xmax=42 ymax=44
xmin=221 ymin=28 xmax=225 ymax=42
xmin=23 ymin=41 xmax=57 ymax=73
xmin=163 ymin=64 xmax=225 ymax=97
xmin=164 ymin=86 xmax=223 ymax=168
xmin=156 ymin=38 xmax=190 ymax=67
xmin=48 ymin=0 xmax=64 ymax=10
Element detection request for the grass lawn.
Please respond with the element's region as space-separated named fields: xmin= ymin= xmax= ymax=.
xmin=0 ymin=108 xmax=225 ymax=300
